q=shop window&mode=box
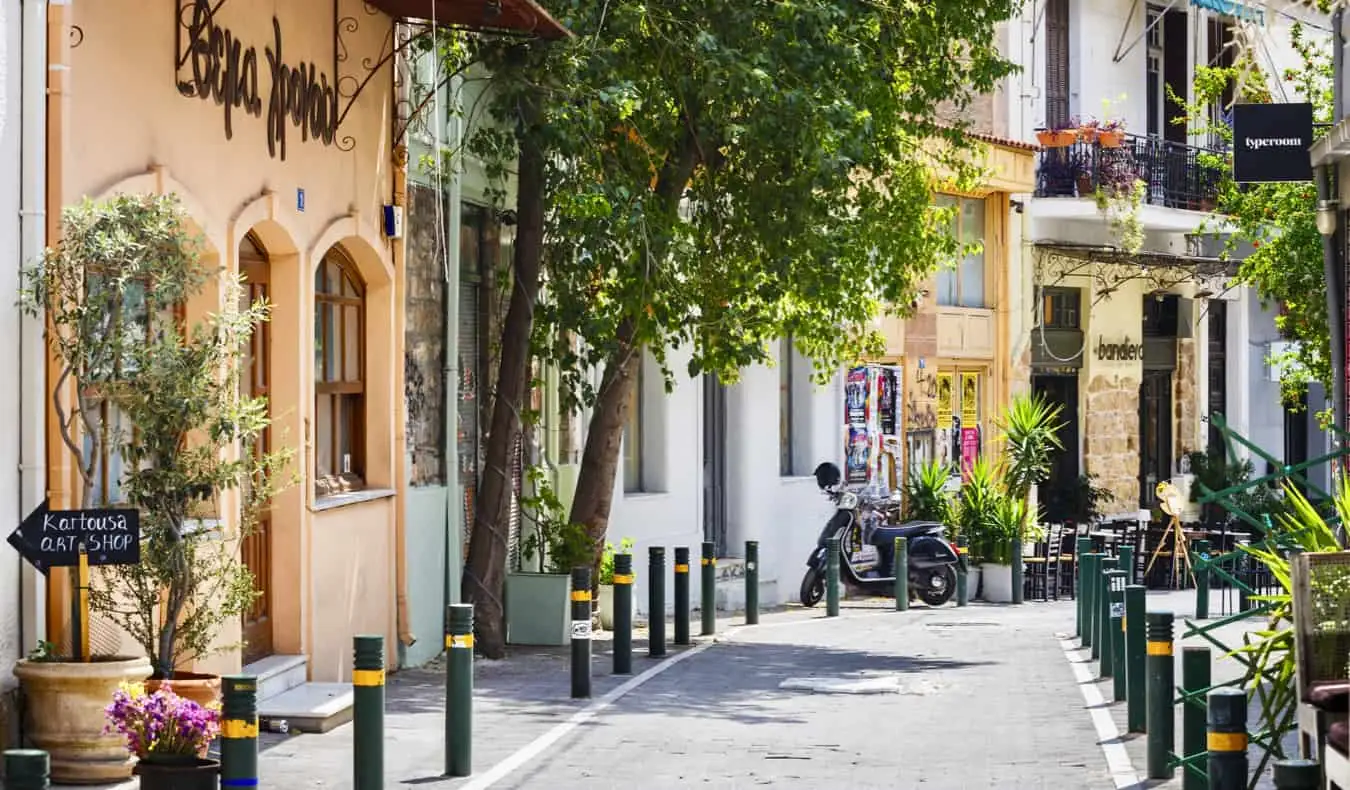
[314,246,366,495]
[623,355,645,493]
[935,195,986,308]
[1042,287,1081,330]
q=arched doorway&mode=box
[240,232,274,663]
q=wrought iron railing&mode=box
[1035,133,1225,212]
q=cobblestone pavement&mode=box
[254,598,1114,789]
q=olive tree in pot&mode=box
[17,195,290,781]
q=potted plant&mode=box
[597,537,635,630]
[993,393,1065,601]
[1097,118,1125,147]
[1035,119,1079,148]
[13,640,152,783]
[1077,117,1099,144]
[1094,153,1146,254]
[105,682,221,789]
[958,456,1001,600]
[978,490,1025,603]
[508,467,594,645]
[19,195,290,715]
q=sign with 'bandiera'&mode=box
[1232,103,1314,184]
[175,0,341,161]
[1096,337,1144,362]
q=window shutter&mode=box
[1045,0,1071,129]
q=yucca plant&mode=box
[904,460,955,524]
[997,393,1066,503]
[957,456,1001,564]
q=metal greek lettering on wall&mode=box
[174,0,340,160]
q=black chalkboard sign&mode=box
[6,500,141,574]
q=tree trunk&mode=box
[460,95,546,660]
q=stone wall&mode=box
[1174,338,1198,460]
[404,183,448,488]
[1084,373,1140,512]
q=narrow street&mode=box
[256,601,1117,789]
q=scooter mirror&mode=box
[813,462,842,490]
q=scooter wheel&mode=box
[918,566,957,607]
[799,568,825,608]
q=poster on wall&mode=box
[846,426,872,483]
[845,367,869,425]
[960,372,979,426]
[878,368,898,437]
[960,426,981,480]
[936,373,954,430]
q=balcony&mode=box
[1035,134,1224,213]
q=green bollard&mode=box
[1098,557,1113,671]
[649,546,666,658]
[1194,539,1211,620]
[1075,537,1092,636]
[894,537,909,611]
[1125,585,1147,733]
[701,541,717,636]
[1106,570,1126,701]
[826,536,841,617]
[571,567,592,698]
[353,635,385,790]
[1272,758,1321,789]
[612,554,634,674]
[1146,611,1176,780]
[1119,544,1135,586]
[1207,688,1248,790]
[956,535,969,607]
[1182,645,1211,790]
[1011,535,1024,605]
[445,604,474,777]
[3,749,50,790]
[1083,553,1099,652]
[673,547,691,645]
[745,541,760,625]
[220,675,259,788]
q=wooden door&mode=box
[240,248,273,663]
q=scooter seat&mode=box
[869,521,945,543]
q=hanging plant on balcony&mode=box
[1035,119,1079,148]
[1093,152,1146,255]
[1096,118,1125,148]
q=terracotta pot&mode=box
[13,656,153,784]
[134,756,220,790]
[1098,130,1124,148]
[1036,129,1078,148]
[145,671,222,710]
[1078,127,1098,143]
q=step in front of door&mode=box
[242,654,308,703]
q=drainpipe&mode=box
[18,0,49,654]
[391,51,414,653]
[1317,165,1345,454]
[443,73,463,610]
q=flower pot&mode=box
[598,583,637,630]
[14,655,153,784]
[1078,127,1098,144]
[1036,130,1077,148]
[505,571,571,646]
[1076,174,1095,197]
[1098,130,1123,148]
[145,671,222,709]
[979,563,1015,603]
[134,756,220,790]
[966,566,982,600]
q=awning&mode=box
[367,0,570,40]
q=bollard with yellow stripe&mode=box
[220,675,258,788]
[445,604,474,777]
[955,536,969,607]
[352,635,385,789]
[1145,611,1175,780]
[701,541,717,636]
[571,566,593,699]
[1207,687,1248,790]
[674,547,692,646]
[613,553,635,675]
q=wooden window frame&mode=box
[1042,287,1081,330]
[935,195,988,309]
[314,246,367,497]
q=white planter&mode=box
[966,566,982,601]
[980,563,1014,603]
[597,583,636,630]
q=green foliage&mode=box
[519,466,594,574]
[1184,25,1331,400]
[598,537,636,585]
[1071,474,1115,525]
[904,460,956,524]
[26,640,57,663]
[997,393,1065,503]
[1235,481,1348,766]
[957,456,1001,564]
[21,194,293,674]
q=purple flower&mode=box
[104,684,221,759]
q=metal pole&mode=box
[826,536,841,617]
[956,535,969,607]
[352,635,385,790]
[1083,553,1099,652]
[1119,544,1134,586]
[1011,534,1024,605]
[571,567,592,699]
[701,541,716,636]
[1098,558,1112,674]
[1182,645,1212,790]
[648,547,666,658]
[673,547,690,646]
[1207,688,1247,790]
[1107,571,1126,702]
[1147,611,1176,780]
[745,541,760,625]
[220,675,259,788]
[3,749,49,790]
[612,554,633,674]
[1194,539,1211,620]
[1125,584,1147,733]
[1076,537,1091,635]
[894,537,909,611]
[445,604,474,777]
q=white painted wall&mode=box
[607,344,843,615]
[0,0,23,689]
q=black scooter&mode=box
[799,462,960,607]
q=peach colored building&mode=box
[37,0,565,705]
